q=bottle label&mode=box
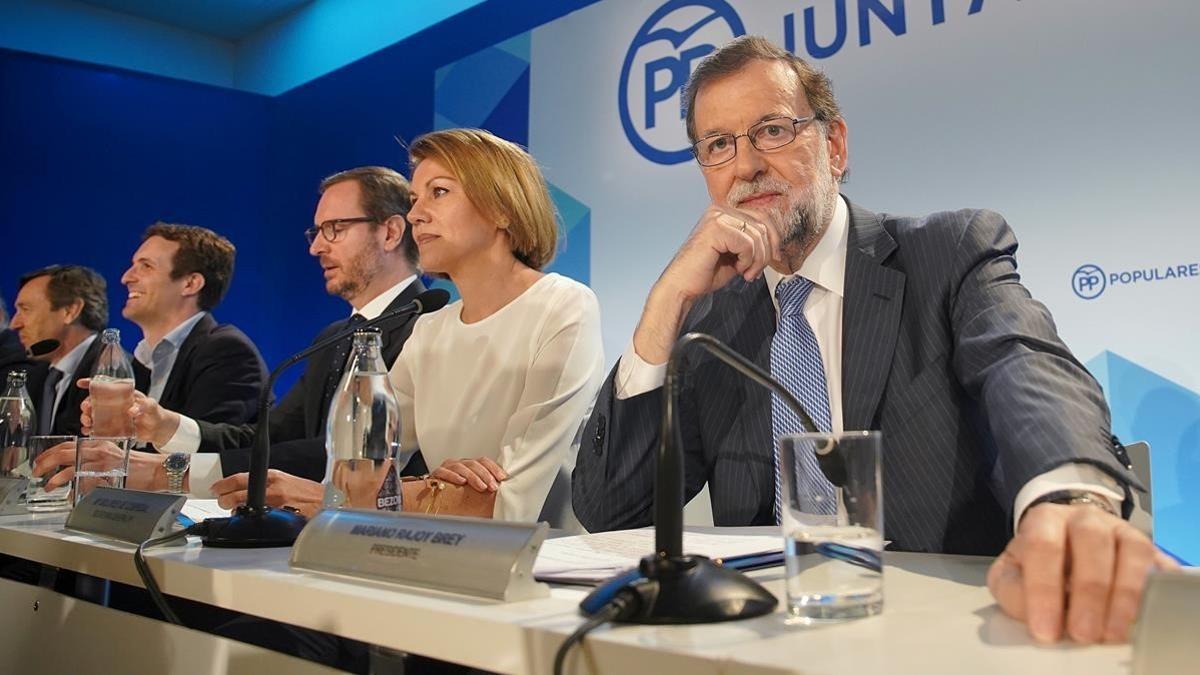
[376,463,401,511]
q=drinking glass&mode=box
[27,435,75,512]
[72,437,131,507]
[779,430,884,623]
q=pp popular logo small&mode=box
[619,0,745,165]
[1072,264,1106,300]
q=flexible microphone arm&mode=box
[201,288,449,548]
[579,331,803,624]
[245,288,450,511]
[656,332,819,558]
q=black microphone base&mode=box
[200,506,308,548]
[621,554,778,624]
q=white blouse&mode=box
[389,273,605,523]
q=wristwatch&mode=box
[1028,489,1118,517]
[162,452,191,494]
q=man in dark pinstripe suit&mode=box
[572,36,1175,645]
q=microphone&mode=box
[656,332,819,558]
[201,288,450,548]
[27,339,60,358]
[588,332,823,624]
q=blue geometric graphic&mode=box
[1088,351,1200,564]
[547,183,590,285]
[435,32,531,146]
[432,30,591,289]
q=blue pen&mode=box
[814,542,883,573]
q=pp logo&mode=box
[619,0,745,165]
[1072,264,1106,300]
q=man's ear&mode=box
[181,272,206,299]
[826,117,849,180]
[381,215,406,252]
[60,298,84,326]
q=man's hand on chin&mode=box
[987,501,1178,644]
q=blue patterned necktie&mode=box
[770,276,836,522]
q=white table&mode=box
[0,513,1129,674]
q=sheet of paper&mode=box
[534,529,781,584]
[181,499,230,522]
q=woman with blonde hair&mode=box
[392,128,603,523]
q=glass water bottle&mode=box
[323,329,410,511]
[0,370,35,478]
[89,329,135,437]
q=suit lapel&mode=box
[698,279,776,519]
[158,313,214,408]
[739,282,777,514]
[841,202,905,431]
[56,337,105,430]
[305,279,428,436]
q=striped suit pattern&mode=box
[572,202,1136,555]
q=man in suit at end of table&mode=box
[66,166,428,494]
[120,223,268,440]
[571,36,1175,645]
[11,265,108,436]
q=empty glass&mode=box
[779,431,884,623]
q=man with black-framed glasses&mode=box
[574,35,1170,646]
[95,166,428,491]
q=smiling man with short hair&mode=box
[120,223,267,440]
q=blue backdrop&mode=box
[0,0,597,392]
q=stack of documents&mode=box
[181,499,230,522]
[534,529,782,584]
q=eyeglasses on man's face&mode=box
[691,115,816,167]
[304,217,376,245]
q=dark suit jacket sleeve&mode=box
[178,327,266,426]
[946,210,1133,516]
[573,355,711,532]
[198,351,314,455]
[207,378,321,478]
[209,368,322,479]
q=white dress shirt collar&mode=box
[354,275,418,320]
[51,332,98,377]
[764,194,849,301]
[134,311,206,368]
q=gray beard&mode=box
[779,179,835,265]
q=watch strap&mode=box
[1028,489,1119,517]
[164,453,189,494]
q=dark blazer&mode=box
[202,280,428,481]
[132,313,267,429]
[573,203,1136,555]
[24,335,105,437]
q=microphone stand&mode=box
[202,289,449,548]
[622,332,820,623]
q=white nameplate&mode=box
[65,487,187,545]
[1133,569,1200,675]
[291,509,549,602]
[0,476,28,515]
